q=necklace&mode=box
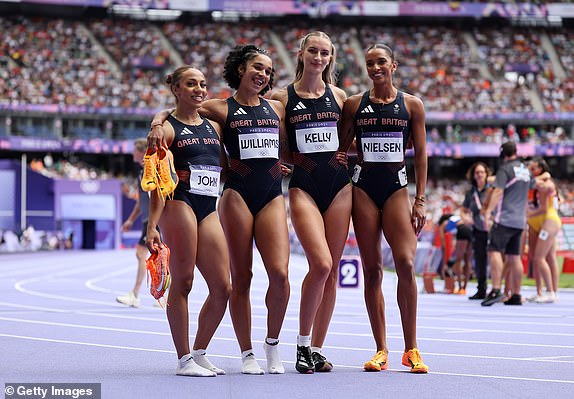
[173,112,202,125]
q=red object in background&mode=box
[563,256,574,274]
[521,254,529,275]
[433,227,454,261]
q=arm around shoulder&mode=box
[199,99,227,124]
[148,113,174,151]
[151,108,174,127]
[269,88,289,106]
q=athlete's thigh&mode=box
[534,220,560,260]
[453,240,470,260]
[464,241,473,258]
[324,184,353,263]
[289,188,330,263]
[218,190,254,274]
[527,226,537,259]
[254,196,290,273]
[196,212,231,286]
[380,188,417,261]
[160,200,198,279]
[352,186,383,270]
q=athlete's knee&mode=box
[325,266,338,288]
[218,285,232,304]
[532,255,547,266]
[232,269,253,295]
[269,268,290,291]
[309,258,332,282]
[210,278,232,300]
[394,255,415,280]
[363,265,383,286]
[135,249,147,263]
[172,275,194,296]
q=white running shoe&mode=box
[116,291,140,308]
[526,294,542,303]
[176,355,216,377]
[533,294,555,304]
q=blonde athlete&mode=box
[271,31,351,373]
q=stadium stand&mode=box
[0,2,573,238]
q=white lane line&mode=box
[3,264,68,278]
[85,266,134,293]
[1,333,573,383]
[2,301,574,349]
[329,317,574,332]
[522,356,574,361]
[1,253,108,278]
[441,328,574,337]
[3,316,574,361]
[426,370,574,384]
[14,261,139,306]
[417,316,574,328]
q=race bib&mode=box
[188,165,222,197]
[295,122,338,153]
[361,131,403,163]
[238,128,279,160]
[352,164,362,183]
[398,166,407,186]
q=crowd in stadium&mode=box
[1,13,573,255]
[1,16,573,115]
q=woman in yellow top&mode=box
[526,157,561,303]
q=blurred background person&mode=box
[526,157,561,303]
[461,162,494,300]
[116,138,151,308]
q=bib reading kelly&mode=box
[188,165,222,197]
[239,128,280,160]
[361,131,403,163]
[295,121,339,153]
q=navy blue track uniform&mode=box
[353,91,411,210]
[222,97,282,216]
[285,84,349,213]
[167,114,222,223]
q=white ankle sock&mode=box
[297,335,311,347]
[241,349,264,375]
[311,346,321,354]
[192,349,225,375]
[176,354,216,377]
[263,339,284,374]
